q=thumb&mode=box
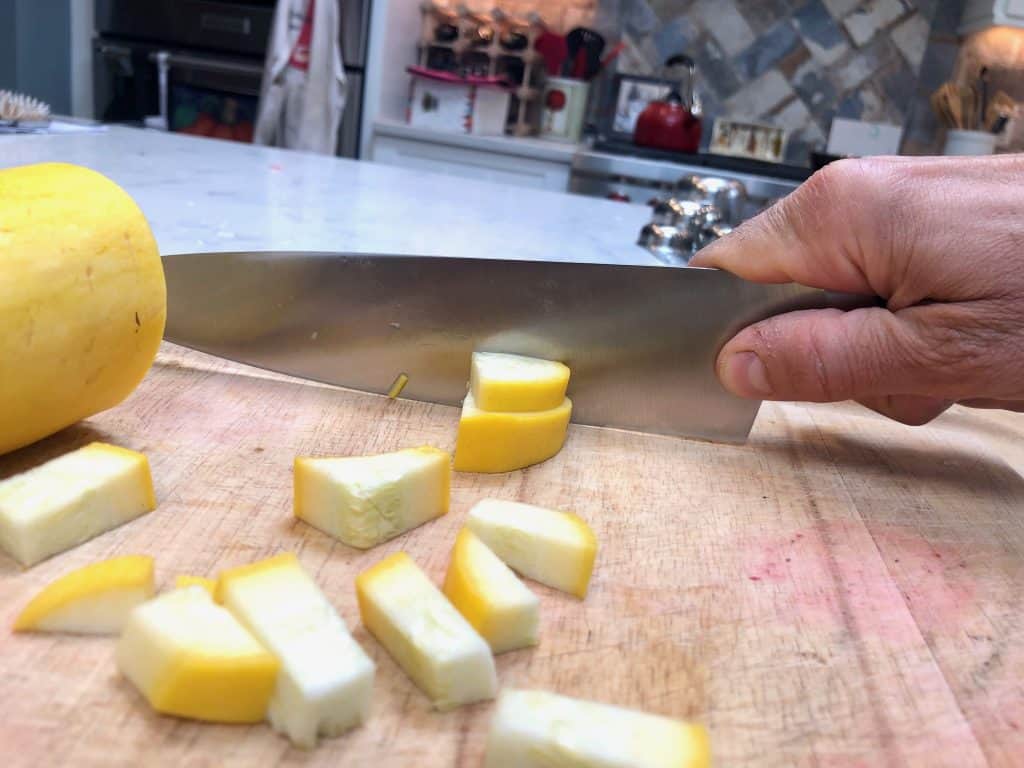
[716,305,933,403]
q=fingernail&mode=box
[720,351,773,398]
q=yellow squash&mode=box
[0,442,157,566]
[294,446,450,549]
[484,689,711,768]
[356,551,497,711]
[14,554,155,634]
[174,575,217,597]
[0,162,166,456]
[466,499,597,599]
[470,352,570,412]
[443,528,539,654]
[116,586,279,723]
[453,393,572,474]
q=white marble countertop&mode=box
[0,125,655,266]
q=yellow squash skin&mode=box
[116,587,279,724]
[453,394,572,474]
[443,528,539,654]
[13,554,155,633]
[0,163,166,456]
[175,575,217,598]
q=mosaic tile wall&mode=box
[611,0,966,164]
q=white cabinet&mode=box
[369,122,575,192]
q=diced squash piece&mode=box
[13,555,155,634]
[174,575,217,597]
[355,552,496,710]
[217,553,375,748]
[453,393,571,474]
[443,528,539,654]
[116,586,279,723]
[466,499,597,599]
[294,446,450,549]
[484,689,711,768]
[470,352,570,412]
[0,442,157,566]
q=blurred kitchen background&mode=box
[2,0,1023,262]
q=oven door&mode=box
[95,39,263,143]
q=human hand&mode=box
[689,156,1024,425]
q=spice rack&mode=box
[417,2,544,136]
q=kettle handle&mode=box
[665,53,695,69]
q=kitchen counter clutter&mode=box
[2,128,1024,766]
[0,126,652,266]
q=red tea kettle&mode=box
[634,54,702,153]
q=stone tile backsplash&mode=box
[594,0,965,164]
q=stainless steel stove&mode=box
[570,139,807,221]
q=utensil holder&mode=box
[943,129,997,156]
[540,77,588,143]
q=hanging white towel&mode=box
[254,0,346,154]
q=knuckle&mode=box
[785,159,891,252]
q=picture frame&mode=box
[708,118,787,163]
[602,73,674,142]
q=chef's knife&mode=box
[161,251,869,443]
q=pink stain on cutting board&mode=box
[869,524,979,636]
[743,521,977,644]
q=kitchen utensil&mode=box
[961,84,979,130]
[978,67,989,130]
[565,27,605,80]
[932,82,969,129]
[534,31,567,77]
[985,90,1016,131]
[161,251,875,443]
[634,54,702,153]
[599,41,626,72]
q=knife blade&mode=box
[161,251,870,443]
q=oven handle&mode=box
[147,51,264,79]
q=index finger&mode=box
[689,158,893,296]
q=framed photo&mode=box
[709,118,787,163]
[603,73,673,141]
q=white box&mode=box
[407,67,510,136]
[826,117,903,157]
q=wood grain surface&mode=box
[0,343,1021,767]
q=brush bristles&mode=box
[0,90,51,121]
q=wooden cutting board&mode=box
[1,343,1022,767]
